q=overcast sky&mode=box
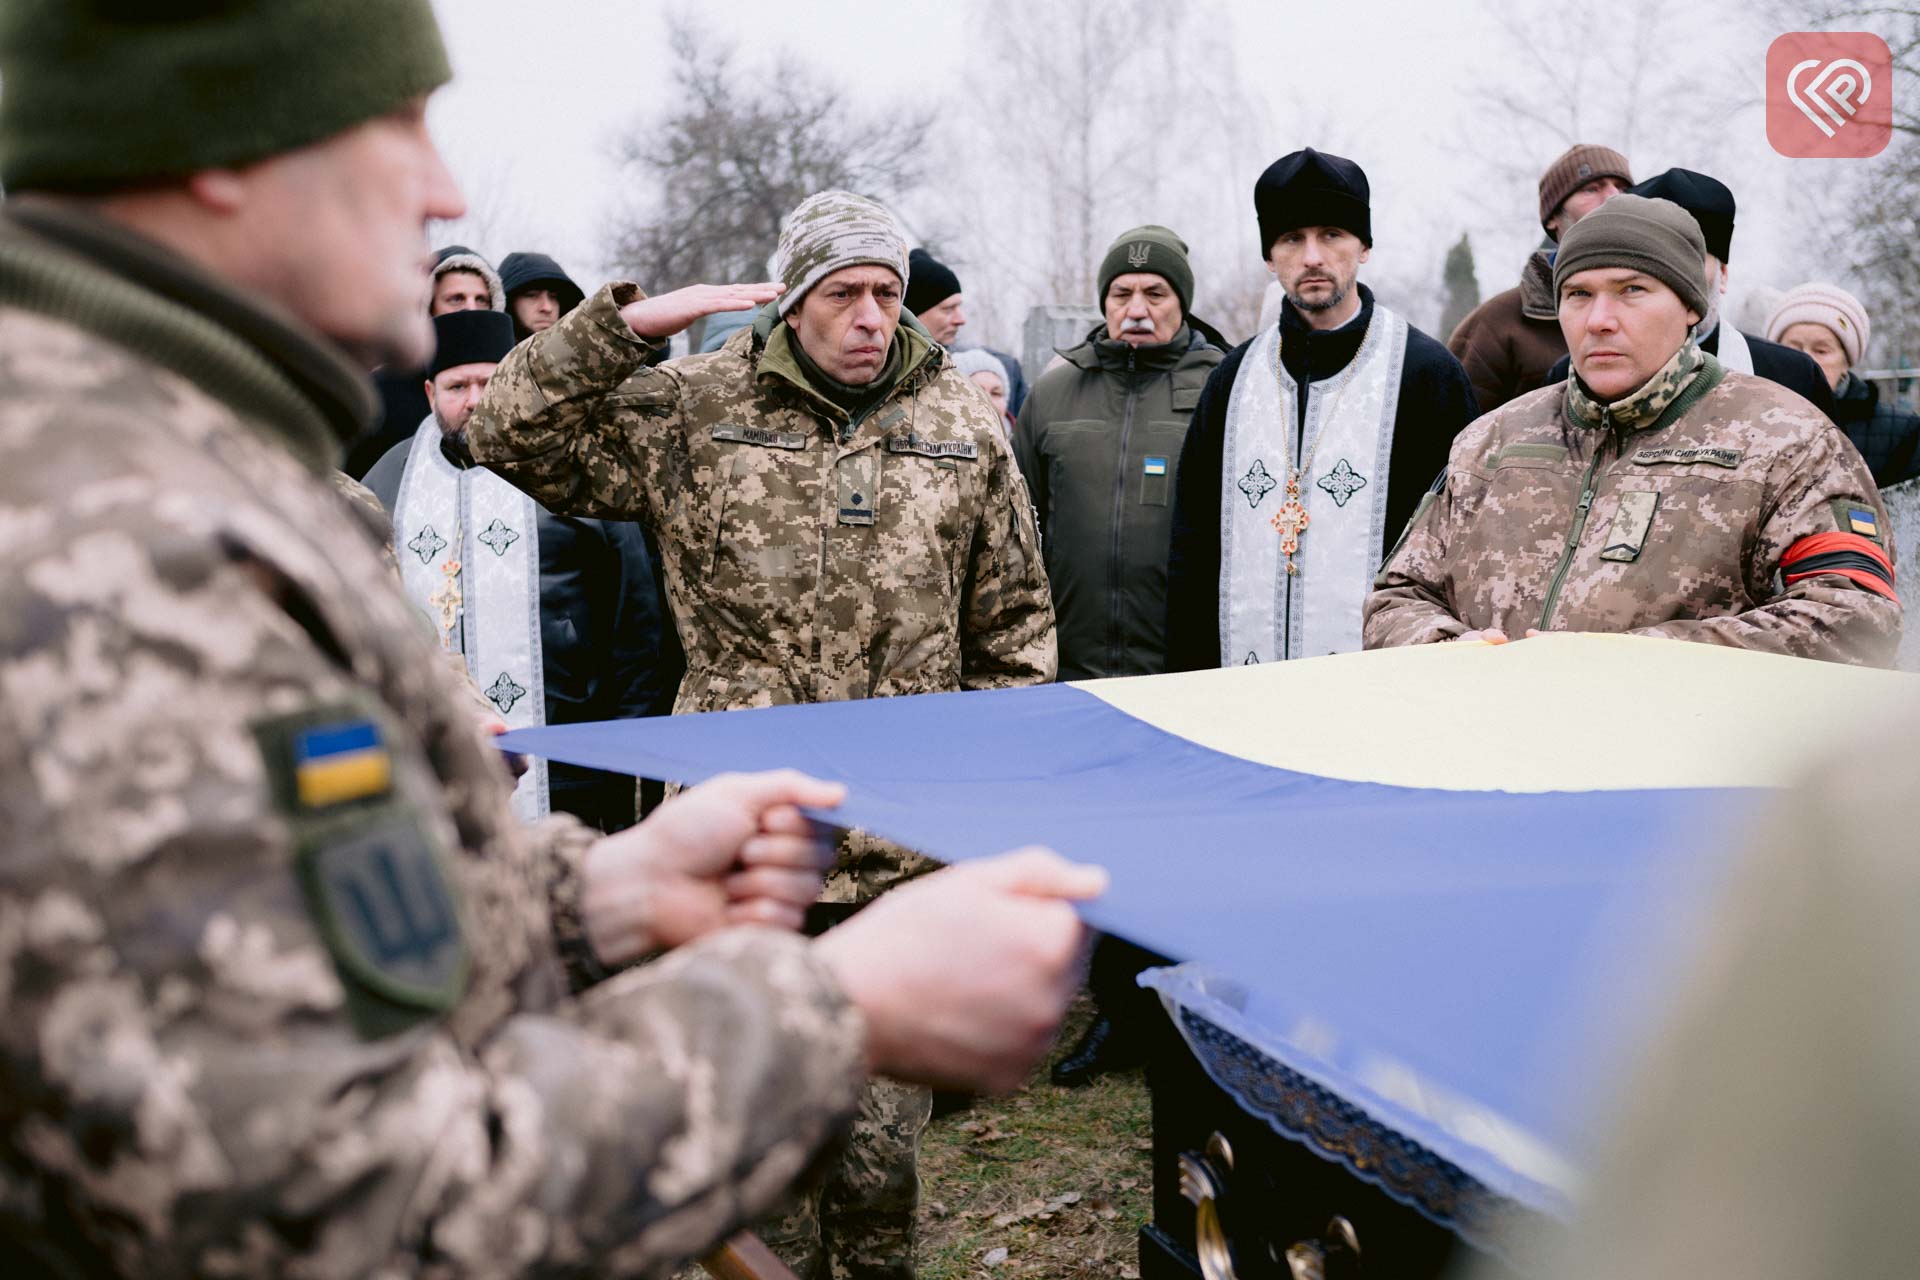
[425,1,1887,348]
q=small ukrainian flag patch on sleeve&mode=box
[1143,456,1169,476]
[294,720,393,808]
[1850,507,1879,537]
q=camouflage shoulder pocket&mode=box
[254,706,469,1040]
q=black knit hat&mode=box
[429,310,516,378]
[1254,148,1372,254]
[1627,168,1736,263]
[0,0,451,191]
[905,248,962,315]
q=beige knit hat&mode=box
[1765,282,1870,367]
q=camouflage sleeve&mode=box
[960,424,1059,688]
[1633,424,1901,666]
[466,281,676,524]
[1363,466,1473,647]
[330,467,402,575]
[0,520,865,1277]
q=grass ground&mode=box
[680,999,1154,1280]
[915,1000,1152,1280]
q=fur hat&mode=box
[431,247,505,312]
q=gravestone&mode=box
[1881,477,1920,671]
[1023,304,1102,381]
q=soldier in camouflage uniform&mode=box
[467,189,1057,1280]
[0,5,1101,1276]
[1365,195,1900,665]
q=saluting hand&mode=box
[620,282,786,339]
[580,769,844,967]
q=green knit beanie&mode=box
[0,0,452,191]
[1552,194,1710,319]
[1097,225,1195,317]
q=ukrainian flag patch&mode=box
[1143,456,1169,476]
[1849,507,1879,537]
[293,721,392,808]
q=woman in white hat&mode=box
[1768,282,1920,486]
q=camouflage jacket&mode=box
[0,201,863,1277]
[466,284,1057,713]
[1364,343,1902,665]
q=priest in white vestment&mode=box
[1166,148,1481,667]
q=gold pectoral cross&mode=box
[427,556,463,650]
[1268,472,1311,575]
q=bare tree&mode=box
[602,15,932,292]
[1778,3,1920,371]
[938,0,1274,349]
[1449,0,1738,299]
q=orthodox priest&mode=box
[365,310,681,830]
[1166,149,1479,668]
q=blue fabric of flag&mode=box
[501,680,1749,1217]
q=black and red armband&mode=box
[1782,531,1898,602]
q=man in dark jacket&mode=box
[364,309,683,832]
[1014,226,1221,1087]
[1014,224,1223,680]
[1166,148,1480,672]
[500,249,586,341]
[1448,144,1632,413]
[1544,168,1836,418]
[908,244,1030,413]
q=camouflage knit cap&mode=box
[774,190,910,316]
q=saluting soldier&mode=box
[466,189,1057,1279]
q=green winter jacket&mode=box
[1013,323,1222,679]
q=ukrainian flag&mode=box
[501,637,1920,1222]
[294,720,392,807]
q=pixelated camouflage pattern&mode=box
[1564,336,1707,433]
[467,283,1057,902]
[760,1077,933,1280]
[774,190,911,317]
[1364,346,1901,665]
[331,468,404,574]
[0,207,865,1277]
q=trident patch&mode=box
[1126,242,1152,268]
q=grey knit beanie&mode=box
[1552,195,1709,318]
[774,190,910,317]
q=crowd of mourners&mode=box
[3,2,1916,1277]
